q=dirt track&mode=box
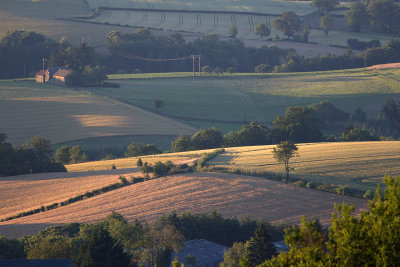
[0,172,367,238]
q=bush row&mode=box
[208,167,370,199]
[0,175,143,222]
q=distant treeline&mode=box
[170,99,399,153]
[1,29,400,79]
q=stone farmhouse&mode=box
[36,66,70,85]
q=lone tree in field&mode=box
[273,11,303,39]
[272,141,298,181]
[153,99,164,112]
[228,26,238,38]
[254,24,271,40]
[320,12,334,35]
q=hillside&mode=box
[0,172,367,238]
[209,141,400,192]
[95,68,400,132]
[0,80,196,145]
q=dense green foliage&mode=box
[259,175,400,266]
[340,125,377,141]
[0,236,25,259]
[125,141,161,157]
[158,211,284,247]
[171,127,223,152]
[55,145,87,164]
[0,134,66,176]
[272,12,305,40]
[273,106,323,143]
[105,30,288,74]
[247,223,276,265]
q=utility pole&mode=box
[192,55,195,77]
[42,58,46,70]
[198,55,201,77]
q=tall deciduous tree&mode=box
[345,1,369,32]
[320,12,334,35]
[367,0,397,32]
[272,12,303,39]
[272,141,298,181]
[254,24,271,40]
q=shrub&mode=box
[111,164,116,170]
[137,158,143,167]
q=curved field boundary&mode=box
[0,172,367,238]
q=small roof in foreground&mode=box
[171,239,228,266]
[0,259,72,267]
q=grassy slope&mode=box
[0,80,196,145]
[209,141,400,192]
[0,172,367,238]
[95,68,400,132]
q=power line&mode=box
[109,48,201,76]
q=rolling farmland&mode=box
[0,80,196,145]
[94,68,400,132]
[209,141,400,192]
[0,172,367,238]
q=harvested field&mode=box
[66,152,202,172]
[0,169,140,220]
[0,81,196,145]
[0,172,367,238]
[209,141,400,192]
[366,63,400,70]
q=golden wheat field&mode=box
[66,149,218,172]
[209,141,400,191]
[0,172,367,238]
[0,81,196,145]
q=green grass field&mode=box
[208,141,400,192]
[97,68,400,133]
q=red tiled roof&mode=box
[36,70,45,76]
[53,68,70,78]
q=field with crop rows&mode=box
[86,0,316,16]
[94,68,400,132]
[209,141,400,192]
[0,80,196,145]
[0,172,367,238]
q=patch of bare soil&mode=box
[366,63,400,70]
[0,172,367,238]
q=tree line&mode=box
[0,211,284,267]
[170,101,380,153]
[0,134,65,176]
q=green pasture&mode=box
[98,68,400,132]
[0,80,87,100]
[208,141,400,192]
